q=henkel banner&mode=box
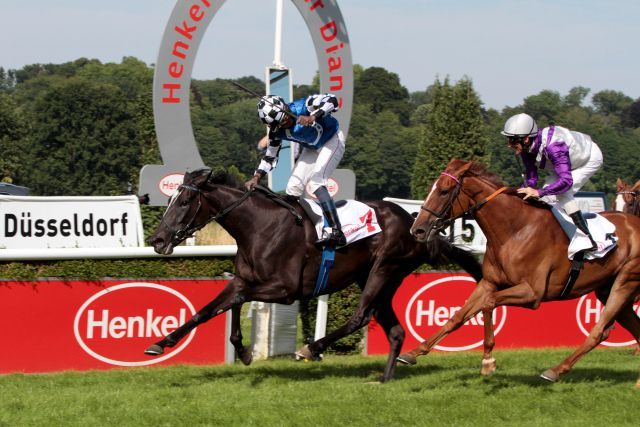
[0,279,229,373]
[367,273,637,355]
[0,195,145,249]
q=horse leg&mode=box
[229,304,253,366]
[595,288,640,356]
[398,280,496,365]
[297,273,389,366]
[541,280,640,383]
[144,280,245,356]
[480,308,497,376]
[372,298,405,383]
[296,299,376,361]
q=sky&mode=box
[1,0,639,110]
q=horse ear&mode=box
[632,180,640,192]
[453,160,474,177]
[206,169,213,182]
[616,177,623,191]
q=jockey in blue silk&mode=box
[502,113,603,251]
[245,94,347,248]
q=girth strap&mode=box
[560,251,585,299]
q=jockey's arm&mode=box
[520,150,539,188]
[255,132,282,176]
[538,141,574,197]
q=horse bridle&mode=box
[171,183,255,243]
[617,189,640,215]
[419,171,508,232]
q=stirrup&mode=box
[315,229,347,248]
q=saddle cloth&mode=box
[300,198,382,246]
[550,206,618,260]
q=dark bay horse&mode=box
[146,168,482,382]
[616,178,640,216]
[398,159,640,386]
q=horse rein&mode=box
[419,172,508,232]
[172,183,254,242]
[171,183,304,242]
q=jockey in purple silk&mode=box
[502,113,603,251]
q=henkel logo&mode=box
[405,276,507,351]
[73,283,196,366]
[306,178,339,199]
[158,173,184,197]
[576,294,637,347]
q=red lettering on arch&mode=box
[320,21,337,41]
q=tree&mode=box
[0,92,25,182]
[592,90,633,116]
[564,86,590,108]
[522,90,563,123]
[621,99,640,128]
[341,104,415,199]
[18,78,141,195]
[411,77,488,198]
[355,66,413,125]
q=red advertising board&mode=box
[367,273,637,355]
[0,279,229,373]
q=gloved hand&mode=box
[297,115,316,127]
[244,174,261,190]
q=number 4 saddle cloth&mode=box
[299,198,382,247]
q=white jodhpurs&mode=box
[542,143,603,214]
[285,131,345,197]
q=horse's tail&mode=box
[427,237,483,282]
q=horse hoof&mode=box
[480,357,497,376]
[397,353,417,366]
[239,348,253,366]
[540,369,559,382]
[295,344,313,361]
[144,344,164,356]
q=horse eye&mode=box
[180,199,190,207]
[440,189,449,196]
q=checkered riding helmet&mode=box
[257,96,290,127]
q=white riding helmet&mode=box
[257,96,290,127]
[501,113,538,137]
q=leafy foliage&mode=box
[2,57,639,204]
[411,77,488,198]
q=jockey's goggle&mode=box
[506,135,530,148]
[272,113,295,132]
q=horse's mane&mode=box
[461,161,505,188]
[186,167,243,190]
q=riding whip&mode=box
[230,81,297,120]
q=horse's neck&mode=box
[205,189,287,245]
[468,185,547,248]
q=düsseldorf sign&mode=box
[139,0,354,205]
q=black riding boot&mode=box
[569,210,598,251]
[316,200,347,248]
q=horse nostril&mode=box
[148,236,162,247]
[412,227,425,237]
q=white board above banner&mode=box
[0,195,145,249]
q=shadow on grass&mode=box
[170,359,448,387]
[451,367,639,391]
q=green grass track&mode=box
[1,348,638,426]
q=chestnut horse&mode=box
[616,178,640,216]
[146,168,482,382]
[398,159,640,386]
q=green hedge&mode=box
[0,257,235,281]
